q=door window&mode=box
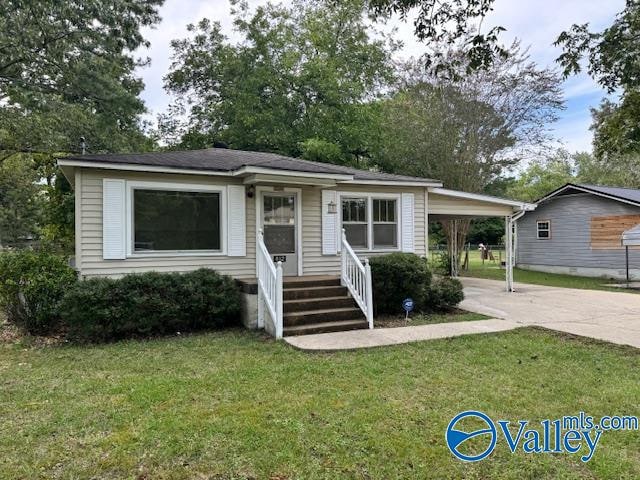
[263,194,296,254]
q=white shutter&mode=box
[322,189,338,255]
[227,185,246,256]
[401,192,415,253]
[102,179,126,260]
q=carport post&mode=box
[505,216,514,292]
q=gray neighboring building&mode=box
[516,183,640,280]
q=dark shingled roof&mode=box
[539,183,640,206]
[577,184,640,205]
[63,148,440,184]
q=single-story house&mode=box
[58,148,533,338]
[516,183,640,280]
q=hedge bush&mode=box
[369,253,432,314]
[0,249,77,334]
[60,269,241,343]
[427,277,464,311]
[369,252,463,314]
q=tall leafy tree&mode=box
[374,42,563,259]
[0,0,163,249]
[555,1,640,170]
[162,0,396,166]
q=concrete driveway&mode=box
[461,277,640,349]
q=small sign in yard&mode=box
[402,298,414,321]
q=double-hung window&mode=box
[342,197,368,248]
[133,188,222,253]
[341,195,399,250]
[373,199,398,248]
[536,220,551,239]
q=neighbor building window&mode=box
[536,220,551,239]
[372,198,398,248]
[342,197,368,248]
[133,189,221,252]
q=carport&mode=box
[426,188,536,292]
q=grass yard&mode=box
[2,328,640,479]
[459,249,630,292]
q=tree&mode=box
[0,155,42,247]
[367,0,507,76]
[506,150,576,202]
[555,1,640,169]
[0,1,163,249]
[162,0,396,166]
[374,43,563,260]
[0,0,162,156]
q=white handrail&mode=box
[340,229,374,329]
[257,229,283,338]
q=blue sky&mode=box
[136,0,624,153]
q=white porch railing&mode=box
[257,229,283,338]
[340,229,374,329]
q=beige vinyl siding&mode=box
[78,168,427,278]
[428,193,514,217]
[302,185,427,276]
[79,168,256,278]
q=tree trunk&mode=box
[440,219,471,276]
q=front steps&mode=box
[282,276,368,336]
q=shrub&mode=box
[427,277,464,311]
[369,253,432,315]
[60,269,241,343]
[0,249,77,334]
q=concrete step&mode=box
[283,285,348,300]
[283,319,369,336]
[283,276,341,288]
[284,296,356,313]
[284,307,364,326]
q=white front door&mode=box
[261,192,299,276]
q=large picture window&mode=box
[133,189,221,252]
[373,198,398,248]
[342,197,368,248]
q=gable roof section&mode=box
[535,183,640,208]
[59,148,442,186]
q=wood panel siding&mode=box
[591,214,640,249]
[516,193,640,273]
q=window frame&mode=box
[341,196,369,249]
[372,198,399,249]
[536,220,551,240]
[126,181,227,257]
[338,192,401,252]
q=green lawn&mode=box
[2,328,640,479]
[459,249,630,292]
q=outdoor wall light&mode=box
[327,200,337,214]
[247,185,255,198]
